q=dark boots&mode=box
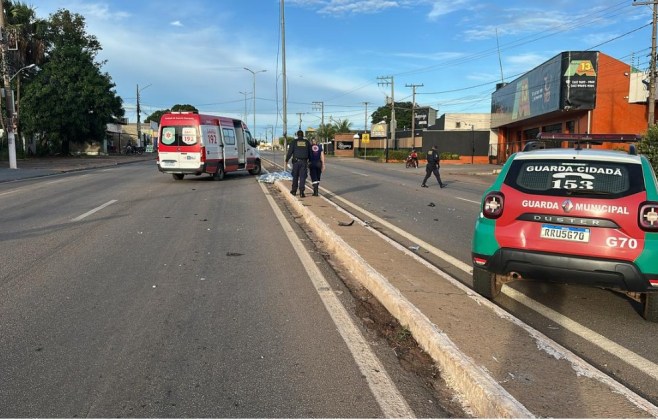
[312,184,319,196]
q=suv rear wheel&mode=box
[642,293,658,322]
[473,266,502,299]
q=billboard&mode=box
[370,122,387,138]
[492,51,598,128]
[414,108,430,128]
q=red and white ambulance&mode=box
[157,112,262,180]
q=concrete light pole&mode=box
[406,83,423,149]
[239,90,251,122]
[136,83,151,148]
[2,63,35,169]
[243,67,266,134]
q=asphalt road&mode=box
[4,153,658,416]
[0,161,452,417]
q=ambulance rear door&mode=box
[158,125,203,171]
[220,125,239,171]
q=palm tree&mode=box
[5,1,46,71]
[332,118,353,134]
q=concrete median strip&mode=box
[275,180,533,418]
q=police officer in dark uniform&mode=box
[286,129,312,197]
[421,145,446,188]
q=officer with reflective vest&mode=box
[308,137,325,196]
[286,130,312,197]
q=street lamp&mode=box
[10,63,35,82]
[5,63,36,169]
[243,67,266,134]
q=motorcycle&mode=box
[405,154,419,168]
[124,144,145,155]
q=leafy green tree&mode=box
[146,109,169,124]
[370,102,413,130]
[20,9,123,155]
[145,104,199,124]
[171,104,198,113]
[637,125,658,173]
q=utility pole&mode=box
[0,0,16,169]
[312,101,325,145]
[363,101,369,132]
[406,83,423,149]
[377,76,396,161]
[136,84,141,147]
[634,0,658,126]
[281,0,288,158]
[296,112,303,131]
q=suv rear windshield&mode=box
[160,126,198,146]
[506,159,645,198]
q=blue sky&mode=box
[33,0,653,139]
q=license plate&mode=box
[161,160,176,167]
[540,224,590,242]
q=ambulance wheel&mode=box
[249,161,262,175]
[172,174,184,180]
[213,167,225,181]
[642,292,658,322]
[472,266,502,299]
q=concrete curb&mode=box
[275,180,534,419]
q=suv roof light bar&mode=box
[536,132,641,151]
[536,132,640,143]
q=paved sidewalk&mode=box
[0,154,155,183]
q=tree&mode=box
[145,104,199,124]
[145,109,169,124]
[332,118,352,133]
[19,9,123,155]
[637,125,658,173]
[370,101,413,130]
[315,122,335,143]
[5,1,47,70]
[171,104,198,113]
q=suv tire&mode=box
[473,266,502,299]
[642,292,658,322]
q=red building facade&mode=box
[492,51,649,162]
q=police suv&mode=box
[472,133,658,321]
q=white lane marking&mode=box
[70,200,118,222]
[0,177,81,197]
[350,171,370,177]
[504,287,658,381]
[456,196,480,204]
[259,182,415,419]
[0,189,19,197]
[320,184,658,402]
[326,188,473,274]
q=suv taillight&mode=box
[482,192,504,219]
[639,202,658,231]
